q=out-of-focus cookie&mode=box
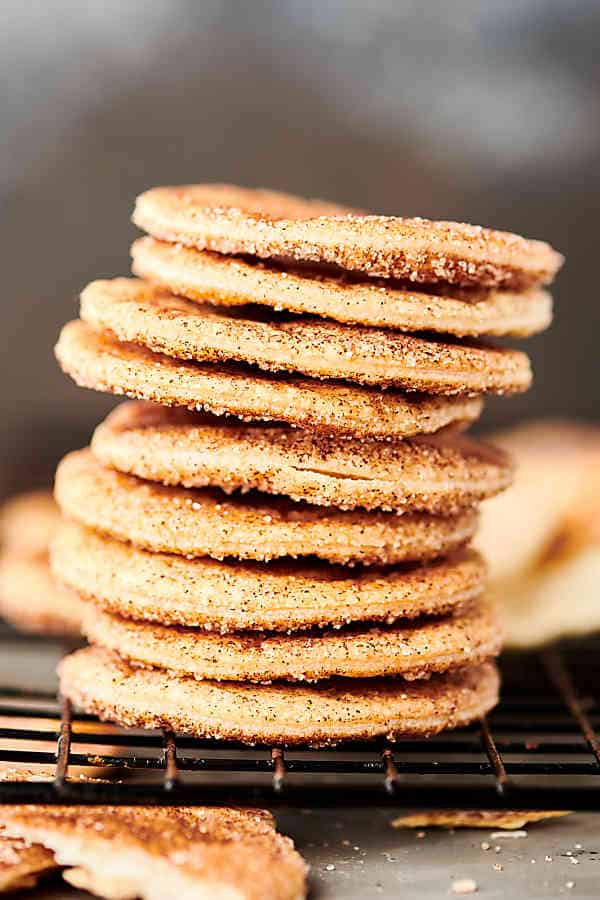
[56,320,485,439]
[0,491,59,558]
[132,237,553,337]
[81,599,501,683]
[0,490,82,637]
[91,402,512,515]
[0,555,83,637]
[132,184,562,288]
[79,278,532,394]
[0,803,307,900]
[52,521,485,632]
[477,421,600,647]
[54,450,479,566]
[59,647,500,745]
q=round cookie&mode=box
[82,600,501,683]
[92,401,513,514]
[56,321,485,440]
[52,522,486,632]
[59,647,500,745]
[132,184,563,288]
[54,450,479,566]
[132,237,553,337]
[0,555,83,637]
[0,805,306,900]
[0,490,59,558]
[80,278,532,394]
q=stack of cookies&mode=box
[51,185,562,745]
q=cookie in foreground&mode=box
[59,647,500,746]
[0,803,306,900]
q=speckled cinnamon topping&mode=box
[56,320,486,439]
[52,521,485,632]
[54,450,480,566]
[82,597,501,683]
[92,401,512,514]
[0,804,307,900]
[132,237,554,337]
[132,185,563,288]
[79,277,533,394]
[59,646,500,745]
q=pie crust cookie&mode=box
[80,277,532,394]
[132,184,562,288]
[132,236,553,337]
[52,521,486,632]
[59,646,500,745]
[91,401,513,515]
[54,450,480,566]
[56,320,485,439]
[81,598,501,683]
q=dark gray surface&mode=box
[1,638,599,898]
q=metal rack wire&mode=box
[1,628,599,809]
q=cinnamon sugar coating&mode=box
[55,450,479,566]
[59,646,500,745]
[92,401,512,515]
[80,277,532,394]
[56,320,485,439]
[52,521,485,632]
[132,184,563,288]
[132,237,553,337]
[82,598,501,683]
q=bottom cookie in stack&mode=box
[59,647,499,746]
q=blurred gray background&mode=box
[2,0,599,496]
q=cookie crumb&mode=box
[490,830,528,840]
[451,878,478,894]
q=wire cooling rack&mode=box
[0,626,599,809]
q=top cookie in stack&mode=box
[54,184,562,746]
